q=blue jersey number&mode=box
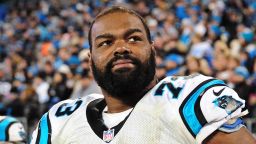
[55,100,82,117]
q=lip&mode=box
[112,59,134,70]
[112,59,133,66]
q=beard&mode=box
[91,50,156,106]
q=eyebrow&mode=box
[124,28,143,39]
[95,33,114,41]
[94,28,143,41]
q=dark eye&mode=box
[128,36,142,43]
[98,40,112,47]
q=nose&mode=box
[113,46,131,56]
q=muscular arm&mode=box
[204,127,256,144]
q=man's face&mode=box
[90,12,155,106]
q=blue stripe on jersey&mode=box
[182,79,225,136]
[38,113,51,144]
[0,117,17,141]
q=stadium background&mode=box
[0,0,255,139]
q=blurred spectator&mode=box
[32,74,49,105]
[181,56,201,75]
[71,49,101,99]
[248,58,256,117]
[181,55,212,76]
[48,67,73,102]
[212,47,230,79]
[155,54,166,80]
[38,60,55,84]
[164,53,184,76]
[71,69,101,99]
[189,32,213,61]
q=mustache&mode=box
[106,54,140,68]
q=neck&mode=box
[102,76,158,113]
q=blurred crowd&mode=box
[0,0,256,133]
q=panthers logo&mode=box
[213,95,243,114]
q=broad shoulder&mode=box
[159,73,213,85]
[151,73,215,98]
[149,74,246,143]
[31,94,104,143]
[47,93,104,119]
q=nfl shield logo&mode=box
[103,129,115,143]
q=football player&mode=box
[30,6,256,144]
[0,116,27,144]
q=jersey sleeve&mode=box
[30,94,103,144]
[194,84,246,143]
[160,74,246,143]
[150,74,247,143]
[30,100,72,144]
[30,98,83,144]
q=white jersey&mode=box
[30,74,246,144]
[0,116,27,142]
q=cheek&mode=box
[91,54,109,71]
[135,46,152,63]
[92,48,113,64]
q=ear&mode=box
[151,41,156,55]
[88,52,92,71]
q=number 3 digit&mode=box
[55,100,83,117]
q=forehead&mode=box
[91,12,146,39]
